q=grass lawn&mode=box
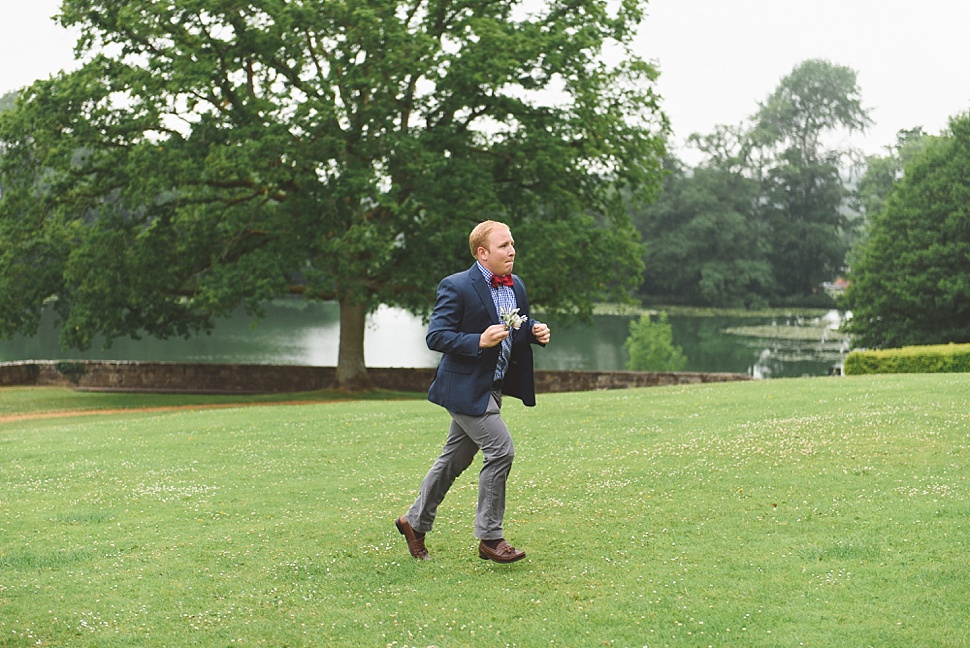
[1,374,968,647]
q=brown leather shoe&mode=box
[395,516,430,560]
[478,539,525,563]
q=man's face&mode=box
[479,227,515,276]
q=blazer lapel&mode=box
[469,265,500,323]
[512,279,526,313]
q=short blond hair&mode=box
[468,220,510,258]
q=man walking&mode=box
[396,220,551,563]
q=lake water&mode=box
[0,301,848,378]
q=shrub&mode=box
[844,343,970,375]
[624,311,687,371]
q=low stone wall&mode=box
[0,362,42,387]
[0,360,751,394]
[535,368,750,392]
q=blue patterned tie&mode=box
[496,334,511,380]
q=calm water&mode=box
[0,301,847,378]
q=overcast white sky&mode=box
[3,0,969,163]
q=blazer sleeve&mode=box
[426,275,483,358]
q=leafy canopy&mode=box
[843,113,970,348]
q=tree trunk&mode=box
[335,298,372,391]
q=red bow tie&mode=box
[490,274,514,288]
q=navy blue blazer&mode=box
[427,264,542,416]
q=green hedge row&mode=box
[844,343,970,375]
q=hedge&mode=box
[844,343,970,375]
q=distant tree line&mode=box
[629,58,970,351]
[630,59,869,310]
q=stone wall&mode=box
[0,360,751,394]
[0,362,41,387]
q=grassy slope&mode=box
[1,374,967,647]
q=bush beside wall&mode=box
[844,343,970,375]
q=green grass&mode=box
[1,375,968,647]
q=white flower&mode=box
[500,306,528,330]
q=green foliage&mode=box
[634,159,773,308]
[855,128,930,221]
[751,59,871,165]
[0,90,16,113]
[635,59,869,307]
[623,310,686,371]
[2,375,970,646]
[843,112,970,347]
[760,149,851,296]
[751,60,869,297]
[844,343,970,375]
[0,0,667,381]
[848,128,931,268]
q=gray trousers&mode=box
[406,392,515,541]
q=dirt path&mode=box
[0,400,330,424]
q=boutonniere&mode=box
[499,306,528,330]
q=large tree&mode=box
[751,59,871,298]
[843,114,970,348]
[0,0,666,388]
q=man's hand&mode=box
[532,322,551,345]
[479,324,510,348]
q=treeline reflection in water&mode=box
[0,301,849,379]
